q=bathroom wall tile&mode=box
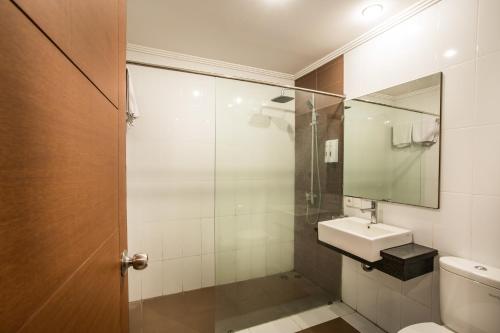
[236,214,253,249]
[345,6,439,99]
[341,261,358,309]
[380,202,436,247]
[127,222,143,256]
[202,253,215,287]
[199,181,215,218]
[431,262,442,324]
[181,255,202,291]
[433,192,472,257]
[471,195,500,267]
[266,242,282,275]
[437,0,478,68]
[216,216,237,252]
[250,245,267,279]
[402,273,433,307]
[476,52,500,125]
[215,179,235,217]
[163,220,182,259]
[400,296,432,329]
[162,258,182,295]
[142,222,163,261]
[373,270,402,293]
[356,274,378,323]
[216,251,236,285]
[128,269,142,302]
[472,125,500,196]
[280,241,294,272]
[477,0,500,56]
[440,129,474,194]
[141,261,163,299]
[201,218,215,254]
[441,61,476,130]
[236,248,252,281]
[377,285,402,333]
[181,219,202,257]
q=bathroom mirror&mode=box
[344,73,442,209]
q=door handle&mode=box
[121,250,148,276]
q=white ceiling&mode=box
[127,0,421,75]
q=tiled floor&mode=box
[129,271,384,333]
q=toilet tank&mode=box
[440,257,500,333]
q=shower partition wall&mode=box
[125,63,344,333]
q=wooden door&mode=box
[0,1,128,332]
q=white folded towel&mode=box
[412,116,439,145]
[392,123,412,148]
[126,66,140,126]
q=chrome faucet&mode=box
[359,200,378,224]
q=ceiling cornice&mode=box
[293,0,442,80]
[127,43,295,82]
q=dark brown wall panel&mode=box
[0,1,119,332]
[14,0,120,106]
[294,56,344,297]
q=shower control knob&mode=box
[121,250,148,276]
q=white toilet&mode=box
[399,256,500,333]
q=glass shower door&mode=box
[214,78,344,333]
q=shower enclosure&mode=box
[125,63,344,333]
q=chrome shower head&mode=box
[271,89,294,103]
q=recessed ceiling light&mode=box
[235,97,243,104]
[362,4,384,19]
[443,49,457,58]
[192,90,200,97]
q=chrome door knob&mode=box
[121,250,148,276]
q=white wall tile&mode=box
[471,195,500,267]
[472,125,500,195]
[433,193,472,257]
[216,251,236,285]
[182,256,202,291]
[400,296,432,329]
[236,248,252,281]
[402,273,433,307]
[128,269,142,302]
[476,52,500,125]
[440,129,474,194]
[163,258,182,295]
[181,219,202,257]
[142,222,163,261]
[380,202,436,247]
[436,0,478,68]
[202,253,215,287]
[356,274,378,323]
[280,241,294,272]
[377,286,402,333]
[250,246,267,279]
[341,262,358,309]
[477,0,500,56]
[442,61,476,130]
[141,261,163,299]
[163,220,182,259]
[201,218,215,254]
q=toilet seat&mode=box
[398,322,452,333]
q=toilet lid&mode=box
[399,322,452,333]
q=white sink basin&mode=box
[318,217,412,262]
